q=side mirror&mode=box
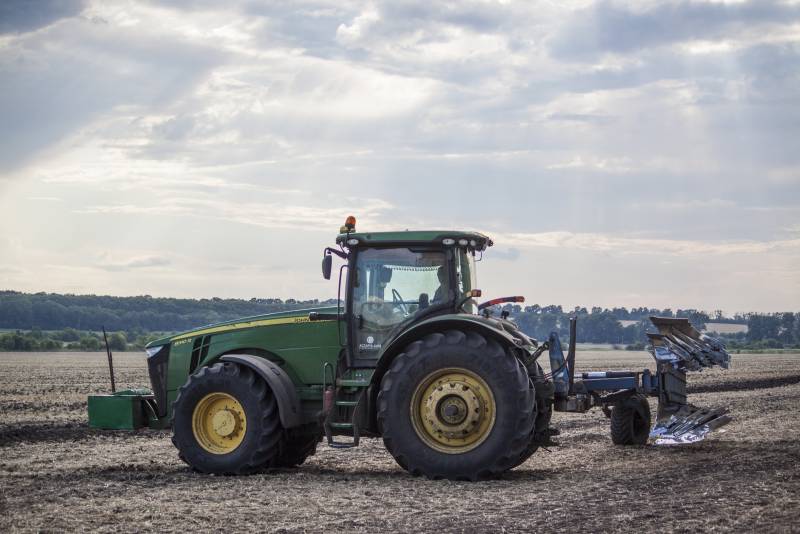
[322,254,332,280]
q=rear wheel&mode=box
[610,394,651,445]
[514,363,553,467]
[378,330,535,481]
[515,401,552,467]
[274,425,321,468]
[172,362,284,474]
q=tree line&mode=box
[503,305,800,350]
[0,291,798,350]
[0,328,167,352]
[0,291,336,332]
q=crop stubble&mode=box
[0,351,798,533]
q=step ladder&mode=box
[322,364,365,449]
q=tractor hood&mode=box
[145,306,339,349]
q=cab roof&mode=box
[335,230,493,250]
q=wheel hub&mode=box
[211,409,239,437]
[439,397,468,424]
[192,392,247,454]
[411,368,496,454]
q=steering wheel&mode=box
[391,289,409,315]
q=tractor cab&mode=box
[322,217,492,368]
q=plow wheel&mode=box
[172,362,284,474]
[377,330,535,481]
[610,394,651,445]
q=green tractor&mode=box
[89,216,732,480]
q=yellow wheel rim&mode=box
[192,392,247,454]
[410,367,496,454]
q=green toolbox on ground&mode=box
[88,389,157,430]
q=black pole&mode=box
[102,327,116,393]
[567,316,577,395]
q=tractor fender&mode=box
[220,354,303,428]
[370,314,522,389]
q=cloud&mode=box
[0,5,225,172]
[490,247,521,261]
[0,0,85,35]
[500,231,800,257]
[336,5,380,46]
[547,112,616,125]
[630,198,737,211]
[96,254,171,272]
[546,155,636,172]
[76,195,396,232]
[548,0,800,61]
[1,0,799,310]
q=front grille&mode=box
[147,345,170,417]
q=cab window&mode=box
[352,248,447,357]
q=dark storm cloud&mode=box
[0,0,85,34]
[550,0,800,61]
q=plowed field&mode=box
[1,351,798,533]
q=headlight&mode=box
[145,345,165,358]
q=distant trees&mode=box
[0,291,337,332]
[0,329,170,352]
[0,290,798,350]
[108,332,127,352]
[506,306,798,348]
[745,312,798,347]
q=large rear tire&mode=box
[378,330,535,481]
[514,400,552,467]
[172,362,284,474]
[514,363,552,467]
[610,394,651,445]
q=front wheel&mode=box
[172,362,284,474]
[377,330,535,481]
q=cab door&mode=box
[347,247,449,367]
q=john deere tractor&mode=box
[89,216,732,480]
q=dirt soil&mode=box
[1,351,799,533]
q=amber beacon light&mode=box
[340,216,357,234]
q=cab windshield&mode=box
[352,247,448,358]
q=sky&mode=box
[0,0,798,313]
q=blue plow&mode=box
[547,316,732,445]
